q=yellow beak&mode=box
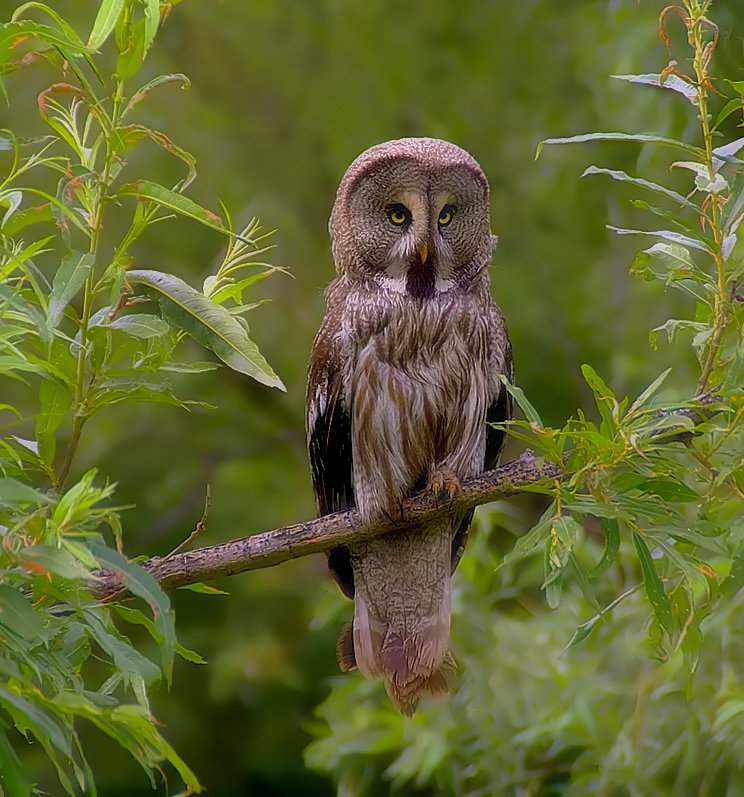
[418,242,429,265]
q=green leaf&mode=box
[109,313,170,339]
[112,125,196,186]
[116,16,147,82]
[0,584,46,639]
[637,478,699,503]
[18,544,92,580]
[0,685,72,759]
[1,20,92,59]
[142,0,160,57]
[536,132,705,160]
[712,137,744,170]
[611,73,698,103]
[177,582,229,595]
[82,608,162,686]
[117,180,227,235]
[498,375,542,425]
[607,225,712,253]
[590,518,620,578]
[48,252,93,328]
[127,269,285,389]
[88,0,124,49]
[581,166,697,208]
[90,542,176,685]
[0,728,32,797]
[36,378,72,466]
[496,504,556,573]
[0,477,49,507]
[627,368,671,414]
[714,98,743,132]
[175,643,208,664]
[124,73,190,114]
[633,531,673,632]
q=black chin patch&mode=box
[406,252,435,300]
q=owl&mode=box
[306,137,512,715]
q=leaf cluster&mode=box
[1,0,284,792]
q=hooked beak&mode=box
[418,241,429,265]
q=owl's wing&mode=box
[306,286,355,599]
[450,308,513,573]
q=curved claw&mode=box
[427,469,462,504]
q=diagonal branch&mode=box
[94,451,560,601]
[94,390,719,602]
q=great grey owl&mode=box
[306,137,512,715]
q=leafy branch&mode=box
[526,0,744,665]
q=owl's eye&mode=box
[387,204,411,226]
[438,205,456,227]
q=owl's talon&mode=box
[427,470,462,503]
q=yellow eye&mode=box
[387,204,409,225]
[438,206,455,227]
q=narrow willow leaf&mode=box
[17,544,91,581]
[127,269,285,390]
[81,609,161,686]
[36,378,72,466]
[87,0,125,49]
[498,375,543,425]
[0,685,72,758]
[565,584,642,649]
[611,73,698,103]
[722,234,737,261]
[125,73,190,114]
[627,368,671,413]
[543,542,563,609]
[0,584,45,639]
[1,20,92,58]
[0,728,32,797]
[638,479,699,503]
[91,543,176,685]
[496,505,555,573]
[0,189,22,228]
[714,98,743,132]
[0,477,49,506]
[48,252,93,328]
[109,313,169,339]
[712,137,744,170]
[142,0,160,56]
[633,531,673,632]
[590,518,620,579]
[606,225,712,253]
[117,181,226,235]
[112,126,196,186]
[544,516,580,608]
[581,166,696,208]
[536,132,705,160]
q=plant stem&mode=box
[687,0,728,393]
[57,80,125,490]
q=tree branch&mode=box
[94,390,719,602]
[94,451,560,601]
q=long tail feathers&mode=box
[337,572,457,715]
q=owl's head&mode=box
[329,138,496,298]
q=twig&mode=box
[166,484,211,558]
[93,451,559,601]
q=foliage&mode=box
[0,0,282,793]
[308,1,744,793]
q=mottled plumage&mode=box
[306,138,512,714]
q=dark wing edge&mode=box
[450,310,513,574]
[306,300,355,598]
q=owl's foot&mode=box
[427,470,462,504]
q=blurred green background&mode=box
[5,0,744,794]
